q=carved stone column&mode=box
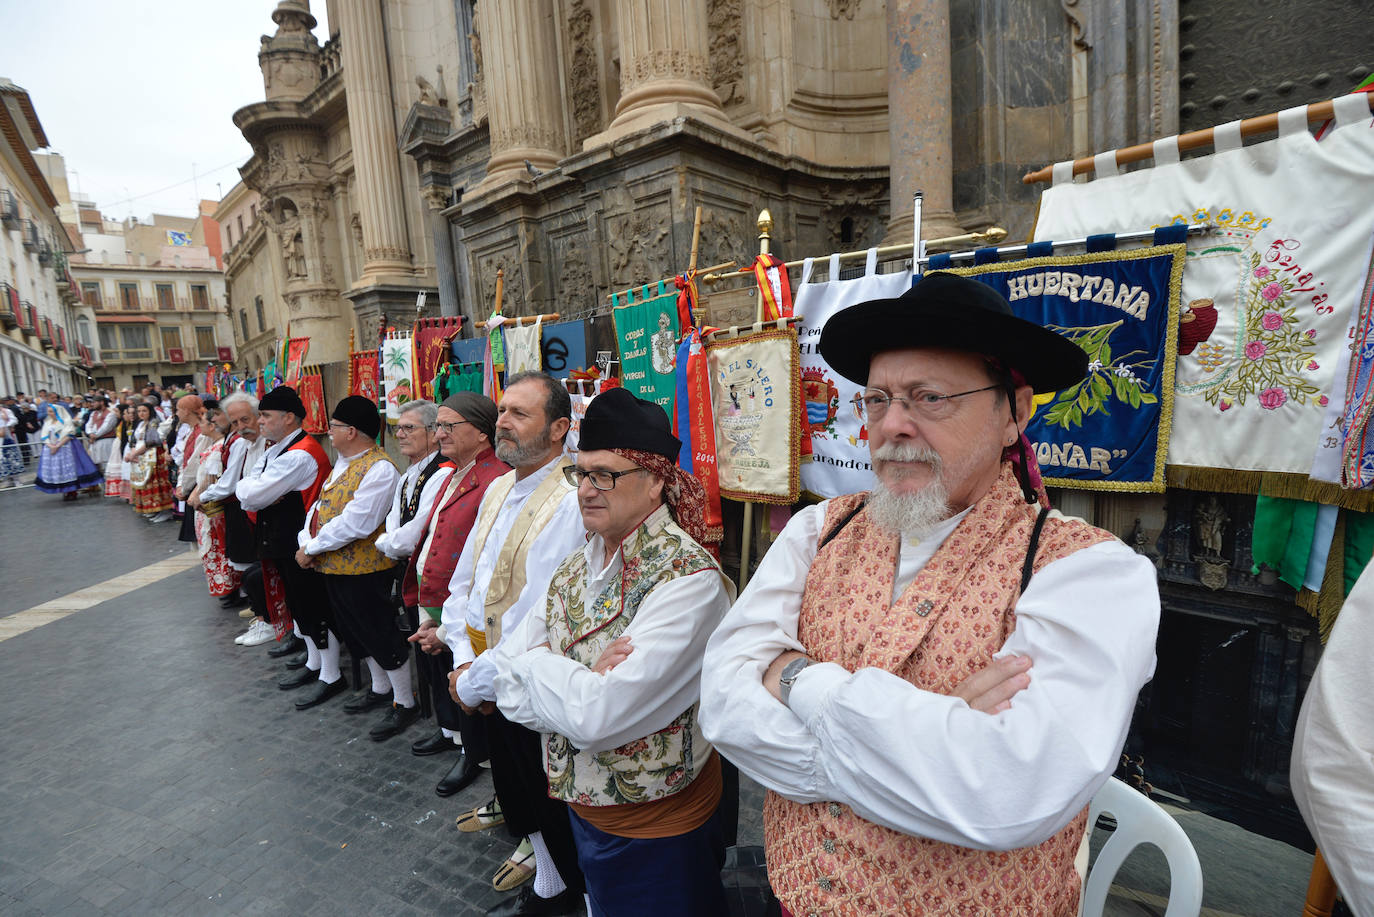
[422,187,462,320]
[468,0,566,192]
[335,0,414,280]
[584,0,745,147]
[885,0,962,242]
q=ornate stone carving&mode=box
[606,208,671,287]
[1061,0,1091,49]
[556,239,594,307]
[490,125,565,155]
[416,65,447,106]
[1192,495,1231,591]
[827,0,861,19]
[819,183,884,250]
[567,0,601,144]
[366,246,411,264]
[420,185,452,211]
[695,208,749,274]
[274,200,308,280]
[623,49,710,94]
[708,0,744,107]
[477,253,526,312]
[468,3,487,124]
[350,213,364,248]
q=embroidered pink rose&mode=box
[1258,387,1288,410]
[1261,282,1283,301]
[1254,266,1271,279]
[1219,400,1233,412]
[1261,311,1284,330]
[1319,395,1330,406]
[1306,329,1317,339]
[1308,360,1320,370]
[1245,341,1267,360]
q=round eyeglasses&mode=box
[852,384,1000,423]
[562,465,648,491]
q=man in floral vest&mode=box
[701,272,1161,917]
[491,388,736,917]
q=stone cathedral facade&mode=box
[224,0,1371,843]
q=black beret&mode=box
[578,388,681,459]
[258,385,307,418]
[332,394,381,440]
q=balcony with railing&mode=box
[0,189,18,225]
[38,318,53,347]
[0,283,17,329]
[21,219,40,251]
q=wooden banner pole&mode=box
[738,209,773,590]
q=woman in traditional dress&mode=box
[0,400,24,488]
[126,401,175,521]
[104,404,135,500]
[84,396,119,492]
[187,400,241,601]
[34,402,104,500]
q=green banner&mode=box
[613,288,680,419]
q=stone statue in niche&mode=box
[1193,495,1231,590]
[276,201,307,279]
[1127,518,1161,568]
[417,66,446,107]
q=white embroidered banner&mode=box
[706,326,800,504]
[795,251,914,498]
[380,334,413,423]
[1035,94,1374,479]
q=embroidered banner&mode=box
[707,326,801,504]
[349,350,380,404]
[796,251,914,498]
[298,370,327,435]
[613,285,680,420]
[381,333,413,422]
[504,318,543,374]
[412,317,463,401]
[944,244,1185,491]
[1035,95,1374,486]
[1340,236,1374,487]
[283,337,310,386]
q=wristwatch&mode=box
[778,655,814,707]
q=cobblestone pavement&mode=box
[0,487,1316,916]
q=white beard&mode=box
[866,442,952,539]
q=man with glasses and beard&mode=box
[441,372,587,916]
[700,272,1160,917]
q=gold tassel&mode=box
[1316,511,1348,643]
[1165,466,1374,513]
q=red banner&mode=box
[349,351,380,403]
[299,371,327,434]
[412,316,464,400]
[284,337,310,385]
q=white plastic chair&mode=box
[1081,777,1205,917]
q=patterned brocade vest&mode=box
[542,505,725,807]
[312,446,400,576]
[764,464,1115,917]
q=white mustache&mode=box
[872,442,941,466]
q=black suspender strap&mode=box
[1021,505,1051,594]
[819,499,867,551]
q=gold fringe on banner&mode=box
[1164,466,1374,513]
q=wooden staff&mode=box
[688,205,703,273]
[475,312,560,329]
[737,209,773,590]
[1021,89,1374,185]
[493,268,504,316]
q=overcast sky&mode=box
[2,0,331,221]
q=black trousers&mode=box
[410,623,489,763]
[241,563,267,618]
[485,709,585,894]
[323,568,409,669]
[270,554,330,647]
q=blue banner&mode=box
[947,243,1185,491]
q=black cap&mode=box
[258,385,307,418]
[332,394,381,440]
[578,388,680,459]
[818,271,1088,393]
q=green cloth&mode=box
[612,285,679,421]
[421,605,443,623]
[433,361,483,401]
[1343,509,1374,596]
[1251,495,1319,590]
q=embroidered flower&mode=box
[1261,311,1283,330]
[1254,266,1271,279]
[1087,359,1103,373]
[1258,387,1287,410]
[1219,400,1233,412]
[1307,360,1320,370]
[1319,395,1330,406]
[1307,329,1318,339]
[1261,282,1283,301]
[1244,341,1267,360]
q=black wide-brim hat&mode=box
[817,271,1089,393]
[579,387,681,460]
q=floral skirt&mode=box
[131,448,175,514]
[35,440,104,494]
[195,510,241,598]
[1,436,23,479]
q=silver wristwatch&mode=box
[778,655,814,707]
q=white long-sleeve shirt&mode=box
[200,436,251,502]
[177,433,210,492]
[297,450,399,556]
[374,450,452,559]
[493,505,735,751]
[699,501,1159,851]
[441,454,586,707]
[236,430,319,512]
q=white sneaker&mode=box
[240,620,274,647]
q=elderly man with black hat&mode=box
[700,272,1160,917]
[292,395,413,729]
[236,385,335,706]
[490,387,735,917]
[404,393,509,799]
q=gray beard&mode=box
[866,442,952,538]
[495,428,551,467]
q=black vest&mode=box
[254,432,311,560]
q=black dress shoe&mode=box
[277,667,319,690]
[411,729,460,757]
[485,885,583,916]
[435,752,482,797]
[344,689,393,715]
[267,635,306,658]
[369,703,420,741]
[295,675,348,710]
[284,650,309,670]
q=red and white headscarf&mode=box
[609,448,715,547]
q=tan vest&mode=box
[764,464,1115,917]
[312,446,399,576]
[466,456,575,646]
[542,505,726,806]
